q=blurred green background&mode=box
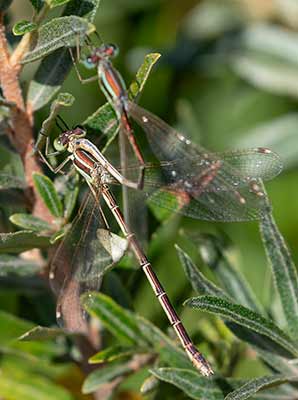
[4,0,298,391]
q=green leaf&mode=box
[128,52,161,99]
[176,244,227,298]
[256,348,298,375]
[19,326,65,341]
[185,296,298,357]
[0,254,41,276]
[0,311,33,345]
[63,0,101,22]
[224,374,295,400]
[0,144,25,183]
[29,0,45,11]
[0,0,13,12]
[10,214,52,232]
[22,16,95,64]
[0,173,26,189]
[33,173,63,218]
[35,92,74,148]
[0,368,74,400]
[49,0,71,8]
[135,315,192,369]
[259,193,298,340]
[150,368,240,400]
[82,363,131,394]
[192,234,264,314]
[81,292,148,346]
[13,20,38,36]
[50,224,70,244]
[89,345,136,364]
[63,174,79,221]
[84,52,161,150]
[0,231,50,253]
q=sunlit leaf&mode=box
[49,0,71,8]
[185,296,298,357]
[19,326,65,341]
[89,345,136,364]
[224,374,296,400]
[13,20,38,36]
[259,197,298,340]
[22,16,95,64]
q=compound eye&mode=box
[109,44,119,58]
[53,138,66,152]
[82,56,95,69]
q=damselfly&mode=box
[39,126,215,377]
[69,42,282,221]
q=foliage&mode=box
[0,1,297,399]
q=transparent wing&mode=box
[127,101,282,221]
[50,190,128,331]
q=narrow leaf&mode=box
[0,173,26,189]
[185,296,298,357]
[10,213,52,232]
[259,193,298,340]
[224,374,295,400]
[33,173,63,218]
[176,244,227,298]
[82,364,130,394]
[81,292,147,346]
[22,16,95,64]
[29,0,45,11]
[49,0,71,8]
[63,0,101,22]
[0,0,12,11]
[150,368,240,400]
[13,20,38,36]
[193,233,264,314]
[89,345,136,364]
[129,53,161,99]
[257,348,298,375]
[0,254,41,277]
[0,231,50,253]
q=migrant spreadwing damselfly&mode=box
[68,42,282,219]
[39,125,215,377]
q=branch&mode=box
[0,12,52,222]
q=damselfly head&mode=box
[54,127,86,151]
[83,43,119,68]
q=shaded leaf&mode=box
[192,233,264,314]
[0,144,25,183]
[0,368,74,400]
[0,0,12,12]
[0,231,50,253]
[13,20,38,36]
[256,348,298,375]
[82,363,130,394]
[176,244,227,298]
[29,0,45,11]
[63,0,101,22]
[10,213,52,232]
[82,292,148,346]
[33,173,63,218]
[49,0,72,8]
[259,193,298,340]
[224,374,295,400]
[50,224,70,244]
[0,311,33,345]
[35,92,74,149]
[22,16,95,64]
[185,296,298,357]
[0,254,41,276]
[0,173,26,189]
[19,326,65,341]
